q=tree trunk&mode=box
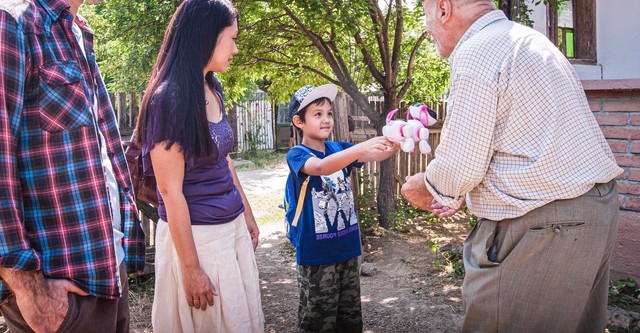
[377,154,396,228]
[376,95,398,229]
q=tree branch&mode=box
[385,0,393,25]
[354,32,385,84]
[254,57,338,84]
[391,0,403,77]
[281,5,350,82]
[366,0,390,80]
[398,31,429,101]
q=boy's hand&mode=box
[360,136,394,154]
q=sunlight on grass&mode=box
[246,192,285,226]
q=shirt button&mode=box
[123,187,130,193]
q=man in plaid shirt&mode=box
[0,0,145,332]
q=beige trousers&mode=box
[462,180,619,333]
[152,215,264,333]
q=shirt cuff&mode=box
[424,173,464,210]
[0,249,41,272]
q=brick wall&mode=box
[584,79,640,281]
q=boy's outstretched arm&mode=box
[301,136,394,176]
[357,137,396,163]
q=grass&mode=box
[246,192,285,226]
[128,275,154,333]
[234,150,288,171]
[234,149,288,226]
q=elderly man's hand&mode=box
[400,173,434,211]
[429,197,465,218]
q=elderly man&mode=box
[0,0,145,332]
[401,0,622,332]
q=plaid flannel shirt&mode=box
[0,0,145,300]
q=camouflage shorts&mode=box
[297,257,363,333]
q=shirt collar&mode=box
[75,13,94,34]
[37,0,71,22]
[449,10,507,62]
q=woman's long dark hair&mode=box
[136,0,238,158]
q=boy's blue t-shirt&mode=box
[285,141,363,266]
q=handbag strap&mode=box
[291,176,309,227]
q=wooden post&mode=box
[271,99,278,150]
[333,93,350,142]
[228,104,238,152]
[108,92,115,112]
[547,2,559,47]
[129,92,137,128]
[141,214,151,247]
[117,92,127,129]
[573,0,596,61]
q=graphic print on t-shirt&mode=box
[310,169,358,239]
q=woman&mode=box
[135,1,263,332]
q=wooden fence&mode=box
[329,93,447,198]
[112,90,447,194]
[110,91,275,152]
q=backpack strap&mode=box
[288,142,344,227]
[291,176,309,227]
[287,144,315,228]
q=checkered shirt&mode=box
[424,10,623,221]
[0,0,145,300]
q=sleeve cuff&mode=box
[0,249,41,272]
[424,172,464,210]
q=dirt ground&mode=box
[236,163,468,332]
[258,221,466,333]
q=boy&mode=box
[284,84,394,332]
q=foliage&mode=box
[83,0,450,227]
[79,1,254,102]
[428,235,465,279]
[609,278,640,307]
[245,123,267,153]
[235,0,450,227]
[79,1,177,92]
[498,0,570,28]
[466,209,478,229]
[388,196,439,233]
[355,171,379,235]
[234,0,448,109]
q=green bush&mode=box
[355,171,379,235]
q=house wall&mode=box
[526,0,640,281]
[584,80,640,281]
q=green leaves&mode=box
[84,0,449,108]
[80,0,178,92]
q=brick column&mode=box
[584,79,640,281]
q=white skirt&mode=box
[152,215,264,333]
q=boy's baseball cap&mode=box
[288,84,338,120]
